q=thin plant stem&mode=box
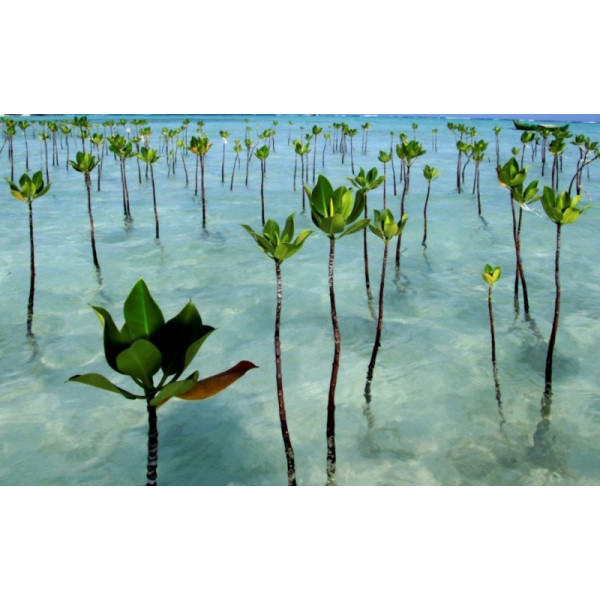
[274,262,297,486]
[326,238,339,485]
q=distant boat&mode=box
[513,119,569,133]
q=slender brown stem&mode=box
[274,262,297,485]
[422,182,431,248]
[364,241,389,403]
[260,161,266,225]
[326,238,339,485]
[85,172,101,273]
[146,401,159,486]
[27,201,35,337]
[150,163,159,240]
[544,223,562,405]
[488,287,504,425]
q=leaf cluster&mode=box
[482,264,501,286]
[305,175,370,239]
[69,279,215,407]
[242,213,313,264]
[5,171,50,203]
[539,187,590,225]
[369,208,407,242]
[69,151,99,174]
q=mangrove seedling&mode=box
[254,144,270,225]
[4,171,50,337]
[137,146,161,240]
[38,131,50,184]
[378,150,392,208]
[242,215,313,485]
[219,130,229,184]
[395,138,426,273]
[108,134,135,222]
[482,264,504,425]
[497,157,539,317]
[493,126,502,166]
[348,166,385,311]
[311,125,322,182]
[69,279,257,485]
[364,208,407,404]
[537,187,589,415]
[189,134,212,229]
[69,152,102,280]
[230,139,242,190]
[17,120,31,172]
[305,175,370,485]
[471,139,488,220]
[421,165,440,249]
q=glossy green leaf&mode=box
[181,328,215,374]
[153,301,214,377]
[116,339,162,390]
[91,305,131,372]
[123,279,165,340]
[340,218,370,238]
[68,373,140,399]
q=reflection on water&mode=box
[1,113,599,485]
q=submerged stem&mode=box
[274,262,297,486]
[326,238,339,485]
[146,402,159,486]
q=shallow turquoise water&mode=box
[1,113,599,485]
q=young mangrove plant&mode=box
[219,130,229,184]
[230,139,242,190]
[362,122,371,154]
[17,120,31,171]
[520,131,535,169]
[305,175,370,485]
[294,141,310,210]
[364,208,407,404]
[482,264,504,425]
[497,157,539,317]
[311,125,322,183]
[254,144,270,225]
[242,215,313,485]
[537,187,589,416]
[69,152,102,282]
[493,126,502,166]
[4,171,50,337]
[348,166,385,312]
[38,131,50,184]
[395,138,426,273]
[89,132,105,191]
[471,139,488,220]
[421,165,440,250]
[137,146,161,240]
[189,134,212,229]
[378,150,392,208]
[108,134,135,222]
[69,279,257,486]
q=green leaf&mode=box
[340,218,371,238]
[281,213,296,243]
[116,339,162,390]
[68,373,140,399]
[309,175,333,218]
[123,279,165,340]
[154,301,215,377]
[181,328,215,374]
[91,305,131,372]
